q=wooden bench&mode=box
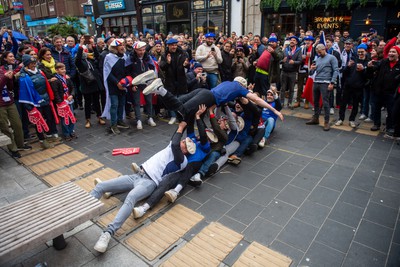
[0,182,105,264]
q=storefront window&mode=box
[192,10,224,34]
[154,4,164,13]
[154,14,166,34]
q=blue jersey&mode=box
[211,81,249,106]
[187,133,211,163]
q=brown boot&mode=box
[306,116,319,125]
[304,102,310,109]
[98,117,106,125]
[323,122,330,131]
[85,119,91,128]
[293,102,300,108]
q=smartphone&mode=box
[211,47,215,52]
[84,35,91,45]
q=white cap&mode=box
[206,129,218,143]
[236,116,245,132]
[185,137,196,155]
[234,76,247,88]
[133,41,147,49]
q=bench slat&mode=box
[0,201,103,254]
[0,187,89,235]
[0,182,104,265]
[0,182,74,216]
[0,193,100,242]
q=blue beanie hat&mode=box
[193,62,203,69]
[22,54,37,67]
[268,33,278,43]
[205,32,216,38]
[357,43,368,50]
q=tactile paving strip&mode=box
[97,197,170,237]
[233,241,292,267]
[30,151,87,176]
[42,159,103,186]
[161,222,243,267]
[355,128,379,136]
[74,168,122,192]
[124,204,204,261]
[18,144,73,166]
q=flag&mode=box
[301,72,322,107]
[319,31,326,47]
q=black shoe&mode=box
[117,121,130,129]
[11,151,21,158]
[245,143,258,155]
[205,162,218,177]
[370,125,380,131]
[18,144,32,151]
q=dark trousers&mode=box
[37,105,57,140]
[393,94,400,136]
[254,72,269,97]
[339,88,363,121]
[160,88,215,127]
[373,92,394,129]
[313,83,330,122]
[83,91,101,119]
[146,162,202,208]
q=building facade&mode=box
[96,0,230,37]
[259,0,400,40]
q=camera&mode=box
[200,73,207,78]
[83,35,91,45]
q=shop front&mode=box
[27,17,59,37]
[98,0,136,36]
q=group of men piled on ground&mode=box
[1,27,400,253]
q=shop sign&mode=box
[104,0,125,12]
[193,0,205,9]
[12,2,23,11]
[314,16,344,30]
[142,6,152,14]
[209,0,223,8]
[167,2,189,21]
[155,4,164,13]
[24,15,32,21]
[83,5,93,16]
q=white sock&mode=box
[159,86,167,97]
[174,184,183,193]
[142,203,150,211]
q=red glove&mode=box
[57,101,76,125]
[27,107,49,133]
[112,147,140,156]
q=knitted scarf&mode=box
[41,57,56,74]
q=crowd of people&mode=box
[1,26,400,252]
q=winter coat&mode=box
[50,46,76,77]
[159,47,188,95]
[75,46,104,94]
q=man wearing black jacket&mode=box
[368,46,400,133]
[336,44,369,128]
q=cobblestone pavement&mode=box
[1,106,400,267]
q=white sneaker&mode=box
[335,120,343,126]
[94,178,102,185]
[168,117,177,125]
[258,137,265,148]
[349,121,356,128]
[137,120,143,130]
[190,173,203,183]
[94,232,111,253]
[359,114,367,120]
[364,117,373,123]
[131,162,140,173]
[330,108,334,115]
[133,206,146,219]
[143,78,163,95]
[148,117,156,127]
[164,189,178,203]
[132,70,157,86]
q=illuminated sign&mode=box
[104,0,125,12]
[314,16,344,30]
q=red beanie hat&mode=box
[391,46,400,56]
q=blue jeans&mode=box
[198,151,221,176]
[234,135,253,157]
[362,88,370,116]
[263,117,276,139]
[133,89,153,121]
[61,104,75,137]
[90,174,156,235]
[110,94,126,126]
[206,73,219,89]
